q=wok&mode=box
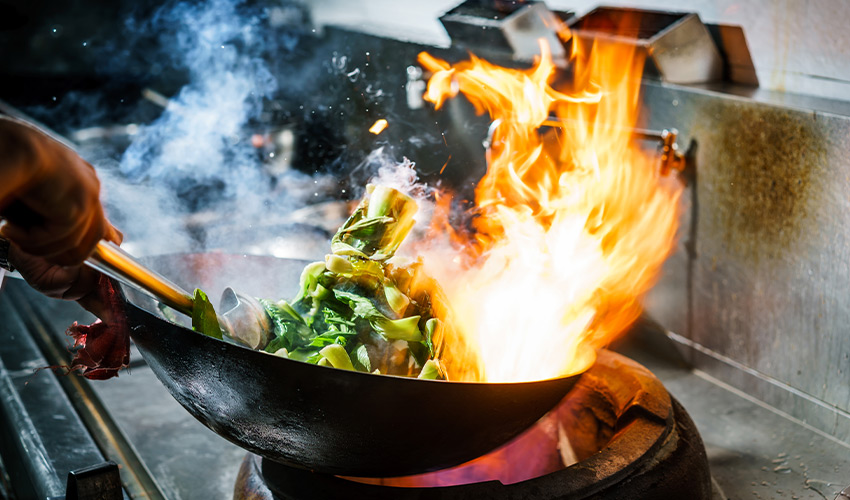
[122,253,586,477]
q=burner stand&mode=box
[234,350,712,499]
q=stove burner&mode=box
[234,350,711,499]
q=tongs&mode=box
[85,241,272,347]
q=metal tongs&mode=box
[85,241,272,347]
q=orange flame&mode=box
[416,34,681,382]
[369,118,388,134]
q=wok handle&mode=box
[86,241,194,316]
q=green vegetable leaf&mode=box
[332,290,382,319]
[418,359,442,380]
[383,281,410,317]
[307,330,355,348]
[408,341,430,367]
[424,318,440,356]
[284,347,322,363]
[352,344,371,372]
[374,315,422,341]
[340,215,395,234]
[192,289,223,340]
[330,186,417,261]
[332,290,422,341]
[261,299,312,352]
[319,344,354,370]
[321,306,355,329]
[295,261,326,302]
[265,336,288,354]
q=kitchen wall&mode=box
[307,0,850,444]
[640,79,850,446]
[308,0,850,102]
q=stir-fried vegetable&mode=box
[191,184,446,379]
[331,185,418,261]
[192,289,222,340]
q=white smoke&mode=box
[351,148,442,259]
[87,0,432,260]
[100,0,320,256]
[99,165,193,255]
[120,0,275,188]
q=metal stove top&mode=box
[0,275,847,499]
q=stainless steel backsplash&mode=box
[641,80,850,444]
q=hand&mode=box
[0,117,113,266]
[7,229,123,319]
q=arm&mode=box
[0,117,121,315]
[0,116,119,265]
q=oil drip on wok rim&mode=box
[120,253,586,477]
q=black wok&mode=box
[122,253,585,477]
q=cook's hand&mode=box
[0,117,113,266]
[7,229,122,319]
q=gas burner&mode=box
[234,350,712,499]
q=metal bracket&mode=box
[65,461,123,500]
[632,127,685,175]
[484,118,686,176]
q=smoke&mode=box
[99,0,325,256]
[98,161,193,255]
[120,0,274,186]
[360,148,418,194]
[21,0,444,259]
[350,148,445,260]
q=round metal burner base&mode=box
[234,350,712,499]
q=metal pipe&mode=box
[12,293,168,500]
[0,355,64,499]
[486,117,685,174]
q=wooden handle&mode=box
[87,241,194,316]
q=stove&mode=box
[233,350,711,500]
[2,1,850,499]
[2,278,848,499]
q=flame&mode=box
[369,118,388,135]
[345,397,572,486]
[416,34,681,382]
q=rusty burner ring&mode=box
[234,350,712,499]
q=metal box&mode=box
[568,7,724,84]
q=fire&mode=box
[369,119,388,135]
[416,35,681,382]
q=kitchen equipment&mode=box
[86,240,193,315]
[85,241,272,345]
[4,2,849,496]
[120,253,585,477]
[233,350,713,500]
